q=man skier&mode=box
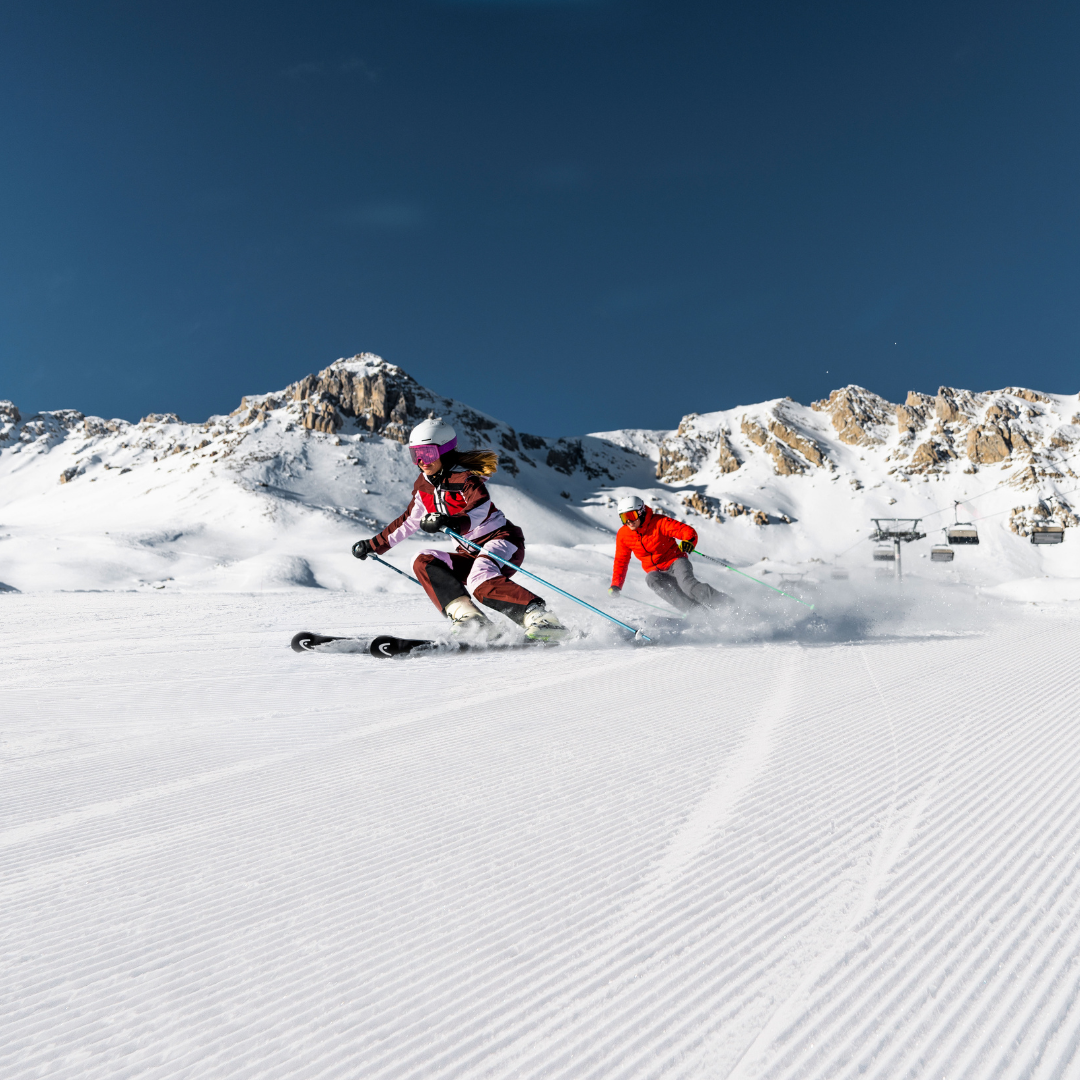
[608,495,728,613]
[351,418,566,642]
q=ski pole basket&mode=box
[1030,525,1065,545]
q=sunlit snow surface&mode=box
[5,587,1080,1079]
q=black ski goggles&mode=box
[619,507,646,526]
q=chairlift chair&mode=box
[830,568,849,580]
[873,544,896,562]
[1030,525,1065,545]
[946,501,979,545]
[931,545,955,563]
[947,524,979,545]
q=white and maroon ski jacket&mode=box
[371,461,509,555]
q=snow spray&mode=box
[692,549,816,610]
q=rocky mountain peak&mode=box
[227,353,422,440]
[811,385,895,446]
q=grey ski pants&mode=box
[646,556,728,613]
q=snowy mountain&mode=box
[0,354,1077,597]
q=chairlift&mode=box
[1031,525,1065,545]
[931,545,955,563]
[830,568,849,580]
[946,501,979,545]
[779,572,806,587]
[869,519,923,579]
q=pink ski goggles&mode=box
[409,438,456,468]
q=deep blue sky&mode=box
[2,1,1078,436]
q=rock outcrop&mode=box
[280,354,417,439]
[966,424,1012,465]
[680,492,786,525]
[768,417,826,467]
[811,386,894,445]
[0,401,21,438]
[896,392,933,437]
[655,415,733,482]
[740,417,768,446]
[715,431,741,473]
[1009,497,1078,536]
[768,440,805,475]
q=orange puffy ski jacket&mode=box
[611,508,698,589]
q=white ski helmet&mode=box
[408,417,457,457]
[616,495,645,516]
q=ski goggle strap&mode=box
[620,507,646,525]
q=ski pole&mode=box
[443,528,652,641]
[588,548,686,618]
[692,549,815,611]
[371,553,422,586]
[618,593,688,619]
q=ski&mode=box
[290,630,437,656]
[291,631,351,652]
[370,634,441,657]
[290,630,557,657]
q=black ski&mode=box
[369,634,440,657]
[290,630,566,657]
[290,630,437,656]
[291,631,348,652]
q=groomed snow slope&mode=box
[5,591,1080,1079]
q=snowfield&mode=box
[4,355,1080,1076]
[4,589,1080,1078]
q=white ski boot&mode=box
[522,602,568,643]
[444,596,499,642]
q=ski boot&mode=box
[444,596,500,642]
[522,601,568,643]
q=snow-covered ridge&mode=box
[648,383,1080,537]
[0,356,1077,593]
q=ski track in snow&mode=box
[3,593,1080,1078]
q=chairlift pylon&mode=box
[868,518,924,579]
[946,501,979,545]
[1031,524,1065,545]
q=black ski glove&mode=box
[678,539,695,554]
[420,513,451,533]
[352,538,375,560]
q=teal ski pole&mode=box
[617,592,688,619]
[443,528,652,641]
[692,549,815,611]
[371,553,422,586]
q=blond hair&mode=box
[454,449,499,477]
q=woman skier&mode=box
[351,418,566,641]
[608,495,728,613]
